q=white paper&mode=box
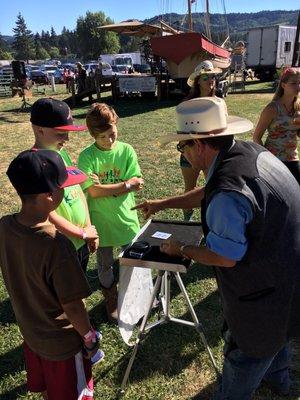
[151,231,172,240]
[118,265,153,345]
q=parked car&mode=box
[133,64,151,73]
[112,65,129,75]
[61,63,76,72]
[0,67,14,77]
[84,63,99,76]
[29,66,49,84]
[41,65,63,83]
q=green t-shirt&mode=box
[78,141,141,247]
[56,149,87,250]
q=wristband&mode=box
[124,181,132,191]
[79,228,87,240]
[83,328,96,343]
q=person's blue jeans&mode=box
[214,332,291,400]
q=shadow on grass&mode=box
[104,288,221,386]
[0,343,23,380]
[0,115,31,124]
[0,297,16,324]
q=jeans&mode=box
[214,332,291,400]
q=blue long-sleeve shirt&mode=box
[205,146,253,261]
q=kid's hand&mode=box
[84,225,99,240]
[83,340,99,360]
[89,173,100,185]
[126,177,144,191]
[87,237,99,253]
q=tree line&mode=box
[0,11,141,62]
[0,9,298,62]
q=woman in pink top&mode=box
[253,67,300,184]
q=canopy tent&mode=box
[99,19,177,37]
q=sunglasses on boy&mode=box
[177,140,195,153]
[201,73,217,81]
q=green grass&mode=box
[0,86,299,399]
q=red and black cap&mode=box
[7,148,87,195]
[30,98,86,131]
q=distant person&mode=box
[30,98,99,272]
[0,149,99,400]
[76,62,87,94]
[180,60,225,220]
[253,67,300,184]
[78,103,144,323]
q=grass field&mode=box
[0,84,299,400]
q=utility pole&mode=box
[292,11,300,66]
[188,0,193,32]
[205,0,212,41]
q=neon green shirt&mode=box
[78,141,141,247]
[56,149,87,250]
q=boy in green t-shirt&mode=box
[30,98,99,272]
[78,103,144,323]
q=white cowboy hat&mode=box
[187,60,223,87]
[158,97,253,147]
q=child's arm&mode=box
[62,298,98,358]
[87,175,144,199]
[78,187,99,252]
[49,210,98,241]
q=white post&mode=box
[51,76,56,92]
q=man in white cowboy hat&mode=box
[135,97,300,399]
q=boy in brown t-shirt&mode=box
[0,149,101,400]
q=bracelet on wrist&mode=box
[79,228,87,240]
[124,181,132,191]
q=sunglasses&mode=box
[176,141,194,153]
[201,73,217,81]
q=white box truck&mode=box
[246,25,299,81]
[99,52,145,68]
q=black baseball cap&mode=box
[30,98,86,131]
[7,149,87,195]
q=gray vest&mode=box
[201,141,300,358]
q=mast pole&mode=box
[188,0,193,32]
[205,0,212,40]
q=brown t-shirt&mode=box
[0,215,92,361]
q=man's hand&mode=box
[87,237,99,253]
[160,239,183,257]
[84,225,98,240]
[132,199,164,219]
[126,177,144,191]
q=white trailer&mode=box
[246,25,299,80]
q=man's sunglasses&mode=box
[176,141,193,153]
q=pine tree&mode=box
[12,13,34,62]
[0,33,13,59]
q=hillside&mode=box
[145,9,298,42]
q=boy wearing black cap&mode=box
[0,149,99,400]
[30,98,98,272]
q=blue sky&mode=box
[2,0,298,36]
